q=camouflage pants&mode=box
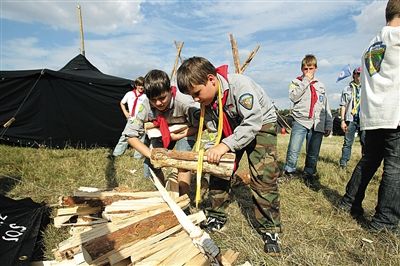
[206,123,281,233]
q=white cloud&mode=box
[0,0,390,109]
[1,0,143,35]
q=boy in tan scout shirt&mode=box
[177,56,282,255]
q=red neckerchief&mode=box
[152,86,177,148]
[131,89,144,117]
[297,76,318,118]
[214,65,233,138]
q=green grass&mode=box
[0,135,398,265]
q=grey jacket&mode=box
[123,89,200,138]
[289,76,333,132]
[204,73,276,152]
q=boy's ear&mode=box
[207,74,216,86]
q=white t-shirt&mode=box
[121,90,147,117]
[360,25,400,130]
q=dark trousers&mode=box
[341,126,400,231]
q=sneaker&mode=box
[200,216,227,232]
[262,232,281,255]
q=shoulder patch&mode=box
[239,93,254,110]
[364,41,386,77]
[289,82,298,90]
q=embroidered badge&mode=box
[137,104,144,113]
[319,95,324,102]
[289,82,298,90]
[364,41,386,77]
[239,93,253,110]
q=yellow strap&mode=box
[195,149,204,208]
[194,80,224,208]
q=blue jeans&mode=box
[284,120,323,175]
[112,135,129,156]
[341,127,400,231]
[340,121,365,167]
[144,136,195,178]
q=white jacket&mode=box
[360,25,400,130]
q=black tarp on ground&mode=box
[0,195,51,266]
[0,54,132,148]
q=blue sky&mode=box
[1,0,387,109]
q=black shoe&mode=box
[302,173,320,190]
[337,199,364,218]
[200,216,227,232]
[262,232,281,255]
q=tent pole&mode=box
[77,5,85,56]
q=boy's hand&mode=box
[341,121,348,133]
[324,130,331,137]
[305,72,314,81]
[205,143,230,164]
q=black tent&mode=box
[0,54,132,148]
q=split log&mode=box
[145,124,189,139]
[82,211,180,264]
[72,190,160,200]
[55,200,182,260]
[103,195,189,222]
[151,148,235,179]
[105,212,205,265]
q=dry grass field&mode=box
[0,134,398,265]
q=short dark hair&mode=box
[177,56,216,94]
[134,76,144,87]
[144,70,170,99]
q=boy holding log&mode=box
[176,56,282,255]
[126,69,200,195]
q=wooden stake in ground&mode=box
[229,33,260,74]
[171,41,184,79]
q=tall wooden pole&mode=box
[171,41,184,79]
[77,5,85,56]
[240,45,260,74]
[229,33,241,74]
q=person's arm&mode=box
[128,137,151,158]
[289,77,310,103]
[340,105,348,133]
[120,101,130,119]
[324,92,333,137]
[339,86,350,133]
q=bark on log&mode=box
[150,148,235,179]
[83,211,179,263]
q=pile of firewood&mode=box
[47,187,239,266]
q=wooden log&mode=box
[151,148,235,178]
[185,252,209,266]
[55,206,101,216]
[102,195,189,222]
[171,41,184,79]
[229,33,241,74]
[72,191,160,199]
[82,211,180,263]
[240,45,260,74]
[106,211,205,265]
[55,203,180,259]
[135,234,193,265]
[145,124,189,139]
